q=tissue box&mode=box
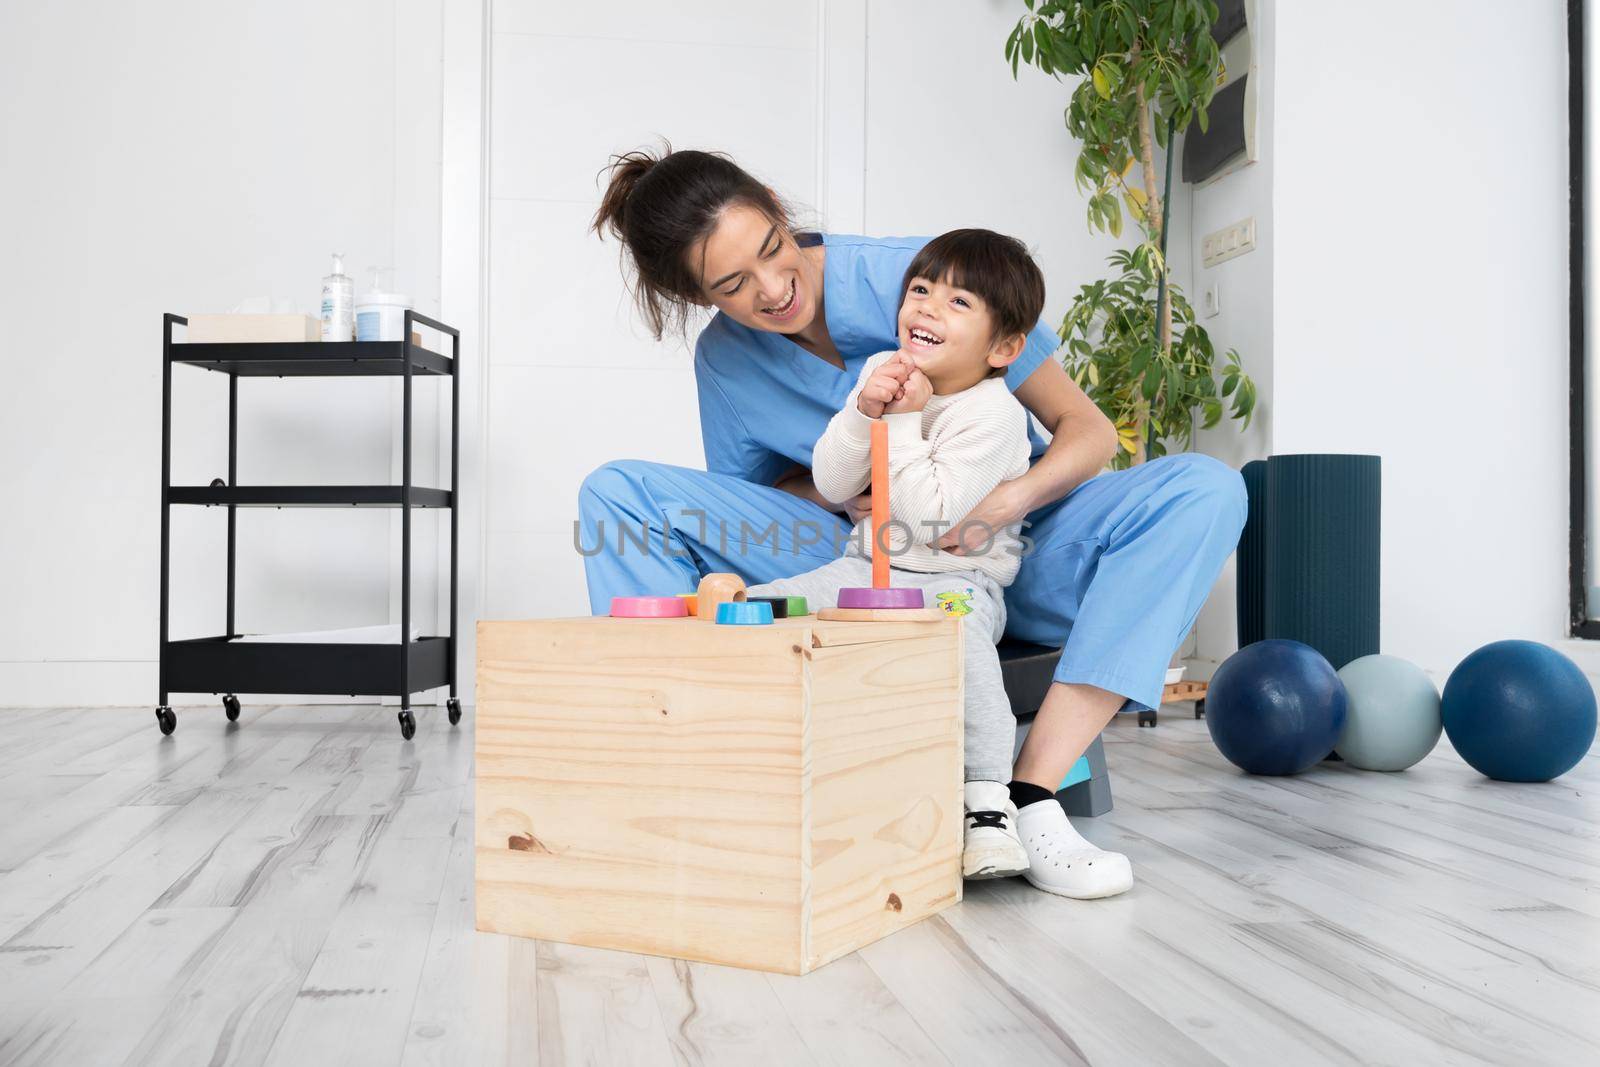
[186,314,322,343]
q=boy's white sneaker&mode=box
[962,781,1030,880]
[1017,798,1133,899]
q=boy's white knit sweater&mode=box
[813,350,1033,586]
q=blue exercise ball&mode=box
[1207,639,1347,775]
[1335,654,1442,771]
[1441,640,1596,782]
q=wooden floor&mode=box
[0,703,1596,1066]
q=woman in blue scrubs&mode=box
[581,147,1246,896]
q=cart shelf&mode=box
[165,635,451,697]
[170,485,452,508]
[173,340,453,377]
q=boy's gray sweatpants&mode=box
[747,555,1014,783]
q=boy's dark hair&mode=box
[901,229,1045,376]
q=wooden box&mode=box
[474,614,964,975]
[185,313,322,343]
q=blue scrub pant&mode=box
[577,454,1247,713]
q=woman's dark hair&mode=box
[902,229,1046,371]
[592,143,793,340]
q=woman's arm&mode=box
[774,465,871,522]
[1011,358,1118,512]
[937,358,1117,552]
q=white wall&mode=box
[1269,0,1570,679]
[0,0,445,707]
[1184,0,1575,683]
[1183,0,1275,672]
[474,0,1145,644]
[862,0,1144,308]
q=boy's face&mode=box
[896,273,1021,389]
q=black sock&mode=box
[1008,780,1055,809]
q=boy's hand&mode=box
[857,358,913,418]
[884,367,932,414]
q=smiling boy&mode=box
[745,229,1134,890]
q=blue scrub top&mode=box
[693,232,1056,486]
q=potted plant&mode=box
[1006,0,1257,468]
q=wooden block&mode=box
[1162,680,1209,703]
[185,314,321,343]
[816,607,949,623]
[475,615,963,975]
[695,572,746,621]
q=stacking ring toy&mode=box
[716,601,774,626]
[837,587,925,610]
[610,596,688,618]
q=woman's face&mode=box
[694,203,819,334]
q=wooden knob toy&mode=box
[609,596,688,618]
[822,420,944,622]
[696,572,747,621]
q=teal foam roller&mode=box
[716,601,773,626]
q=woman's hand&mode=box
[842,493,873,524]
[937,477,1032,555]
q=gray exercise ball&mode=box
[1334,654,1442,771]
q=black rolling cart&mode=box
[156,312,460,739]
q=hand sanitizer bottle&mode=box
[319,253,354,342]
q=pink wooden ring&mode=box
[610,596,689,618]
[837,587,925,609]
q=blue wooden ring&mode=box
[716,601,774,626]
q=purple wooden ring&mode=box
[836,587,925,609]
[610,595,689,618]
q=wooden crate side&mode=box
[475,619,810,974]
[801,625,964,971]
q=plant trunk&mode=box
[1132,78,1170,466]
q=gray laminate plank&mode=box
[151,712,393,909]
[262,782,462,1066]
[0,906,235,1066]
[646,956,816,1067]
[855,915,1093,1066]
[1106,789,1600,1061]
[0,803,180,944]
[0,733,316,1037]
[764,954,950,1066]
[931,903,1234,1067]
[121,814,379,1067]
[399,799,529,1067]
[535,941,677,1067]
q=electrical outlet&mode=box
[1202,282,1221,318]
[1201,217,1256,268]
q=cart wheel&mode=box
[1137,709,1157,728]
[223,694,241,722]
[155,706,176,735]
[1194,698,1206,720]
[447,698,462,726]
[398,710,416,740]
